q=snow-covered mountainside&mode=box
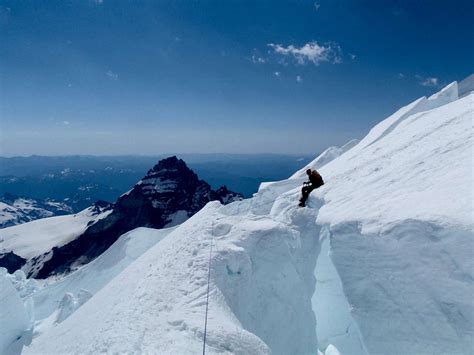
[2,79,473,354]
[0,226,175,354]
[0,195,73,229]
[0,203,112,274]
[0,157,241,278]
[290,139,359,179]
[311,82,473,354]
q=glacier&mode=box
[0,80,472,354]
[0,204,112,276]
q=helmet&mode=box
[306,168,312,175]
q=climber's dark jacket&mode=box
[308,171,324,188]
[299,170,324,207]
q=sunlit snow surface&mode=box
[24,199,320,354]
[2,82,473,354]
[313,86,473,354]
[0,207,111,259]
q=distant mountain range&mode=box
[0,194,73,228]
[0,154,313,214]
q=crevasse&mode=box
[312,225,368,355]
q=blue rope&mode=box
[202,222,214,355]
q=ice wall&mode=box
[0,270,33,355]
[312,228,367,355]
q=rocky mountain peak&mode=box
[148,155,185,172]
[132,156,201,202]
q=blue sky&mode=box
[1,0,472,156]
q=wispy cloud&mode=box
[268,41,341,65]
[274,71,281,78]
[53,120,71,126]
[314,2,321,10]
[106,70,118,80]
[349,53,356,60]
[415,74,440,87]
[420,77,439,87]
[296,75,303,83]
[251,55,266,64]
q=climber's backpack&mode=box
[310,171,324,188]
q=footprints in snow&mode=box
[212,223,232,237]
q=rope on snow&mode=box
[202,221,215,355]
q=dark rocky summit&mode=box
[28,156,242,278]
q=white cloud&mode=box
[349,53,356,60]
[274,71,281,78]
[296,75,303,83]
[106,70,118,80]
[397,73,405,79]
[94,0,104,4]
[314,2,320,10]
[268,41,341,65]
[251,55,266,64]
[54,120,71,126]
[415,74,440,87]
[419,77,439,87]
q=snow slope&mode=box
[0,207,111,260]
[290,139,360,179]
[0,197,73,229]
[0,271,32,355]
[26,197,321,354]
[318,84,472,229]
[32,226,175,322]
[1,226,174,353]
[312,87,473,354]
[12,80,474,354]
[0,201,56,229]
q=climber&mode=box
[299,168,324,207]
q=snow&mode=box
[119,188,133,197]
[32,226,175,322]
[0,202,19,226]
[139,177,178,194]
[164,210,190,227]
[0,198,72,228]
[0,207,112,259]
[25,198,320,354]
[290,139,360,179]
[313,230,367,354]
[5,80,474,354]
[458,73,474,98]
[312,89,473,353]
[0,270,33,355]
[317,92,472,231]
[324,344,342,355]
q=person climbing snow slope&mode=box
[299,168,324,207]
